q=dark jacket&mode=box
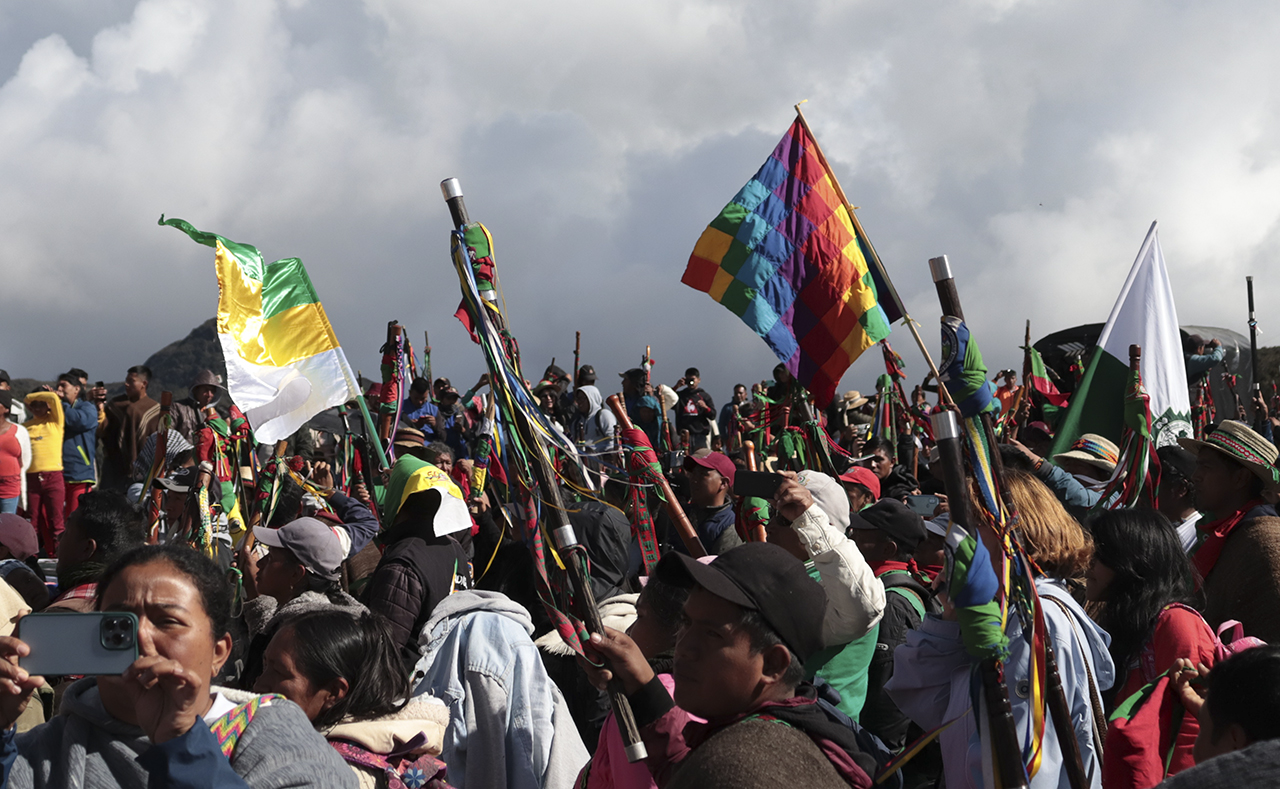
[862,570,932,748]
[1202,509,1280,643]
[569,500,632,602]
[362,536,473,664]
[879,466,920,502]
[675,387,715,436]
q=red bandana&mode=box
[1192,499,1266,581]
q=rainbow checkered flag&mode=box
[682,115,903,407]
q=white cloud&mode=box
[1,0,1279,399]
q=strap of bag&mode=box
[1044,594,1108,752]
[208,693,285,757]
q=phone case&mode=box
[733,471,784,499]
[17,612,139,676]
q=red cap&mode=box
[838,466,881,499]
[683,451,736,486]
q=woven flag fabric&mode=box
[161,216,360,443]
[682,118,895,406]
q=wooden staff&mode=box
[608,395,707,557]
[147,391,174,543]
[1016,319,1032,437]
[1248,276,1260,395]
[378,322,402,447]
[741,440,768,543]
[424,330,433,395]
[930,254,1086,789]
[443,178,647,762]
[573,331,581,389]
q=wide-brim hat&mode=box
[1053,433,1119,476]
[532,378,558,396]
[840,390,869,410]
[1179,420,1280,489]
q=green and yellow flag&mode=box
[161,216,359,443]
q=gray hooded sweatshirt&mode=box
[8,677,355,788]
[412,589,589,789]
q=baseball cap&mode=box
[254,517,347,582]
[926,511,951,538]
[654,542,827,661]
[620,368,646,383]
[683,451,736,487]
[0,514,38,561]
[577,365,597,384]
[848,498,926,553]
[838,466,882,500]
[153,466,198,493]
[797,470,850,532]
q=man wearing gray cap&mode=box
[240,516,366,688]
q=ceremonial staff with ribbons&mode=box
[929,254,1088,789]
[441,177,648,763]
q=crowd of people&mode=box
[0,347,1276,789]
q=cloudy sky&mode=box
[2,0,1277,403]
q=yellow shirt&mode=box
[23,392,64,473]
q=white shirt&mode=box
[1177,511,1202,553]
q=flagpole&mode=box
[792,103,953,408]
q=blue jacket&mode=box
[1035,461,1102,518]
[401,397,441,442]
[885,578,1115,789]
[61,399,99,484]
[411,590,588,789]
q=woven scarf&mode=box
[1192,499,1265,580]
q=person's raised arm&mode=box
[774,472,885,644]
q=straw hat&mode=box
[1053,433,1120,476]
[840,390,869,410]
[1178,420,1280,489]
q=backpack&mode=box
[1104,604,1267,785]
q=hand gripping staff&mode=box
[930,255,1088,789]
[606,394,707,558]
[441,178,648,763]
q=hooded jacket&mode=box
[4,677,356,788]
[411,589,589,789]
[60,397,99,484]
[570,386,617,454]
[886,577,1115,789]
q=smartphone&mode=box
[94,381,104,388]
[17,612,139,676]
[905,494,940,517]
[733,470,785,499]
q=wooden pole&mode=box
[573,331,581,390]
[793,102,953,408]
[742,440,768,543]
[609,395,707,557]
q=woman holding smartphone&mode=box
[0,543,355,788]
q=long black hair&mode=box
[1088,509,1199,677]
[282,609,409,730]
